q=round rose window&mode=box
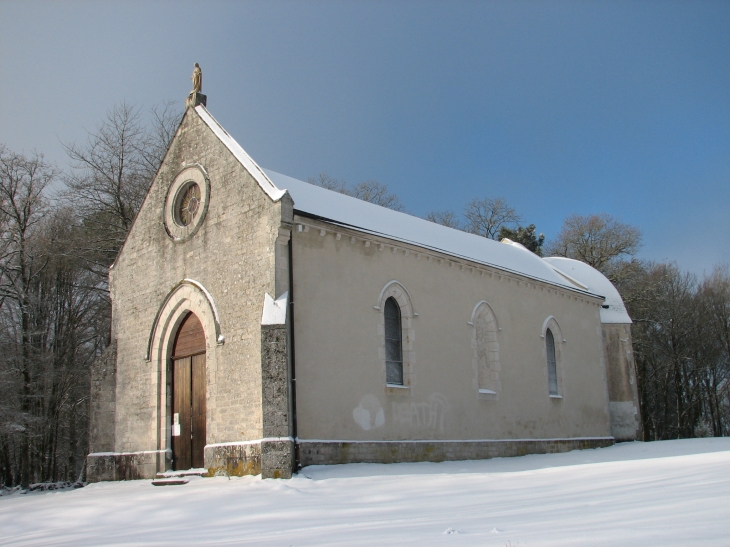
[164,165,210,242]
[176,182,201,226]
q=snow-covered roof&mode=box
[196,105,613,301]
[265,170,604,296]
[542,257,632,324]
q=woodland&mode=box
[0,102,727,488]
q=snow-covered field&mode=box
[1,439,728,546]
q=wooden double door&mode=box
[171,313,206,470]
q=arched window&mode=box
[546,328,559,396]
[384,297,403,385]
[472,301,500,398]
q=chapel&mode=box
[86,83,641,481]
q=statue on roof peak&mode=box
[191,63,202,93]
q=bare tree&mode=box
[0,146,56,486]
[0,102,182,488]
[350,180,403,211]
[618,260,730,440]
[425,210,462,229]
[463,197,521,239]
[308,172,404,211]
[697,266,730,436]
[307,172,348,194]
[139,100,184,180]
[62,101,182,271]
[546,213,641,272]
[63,103,148,247]
[0,148,105,487]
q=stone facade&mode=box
[88,105,293,480]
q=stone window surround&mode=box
[469,300,501,401]
[541,315,566,400]
[147,280,222,471]
[375,280,416,396]
[163,164,211,243]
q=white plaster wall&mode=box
[292,217,612,442]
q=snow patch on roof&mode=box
[542,257,632,324]
[194,106,286,201]
[262,292,288,326]
[265,169,600,294]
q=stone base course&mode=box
[261,439,295,479]
[87,438,610,481]
[205,443,262,477]
[86,451,162,482]
[298,438,614,466]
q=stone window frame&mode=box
[469,301,501,401]
[541,316,565,400]
[375,280,416,395]
[163,164,211,243]
[148,280,221,472]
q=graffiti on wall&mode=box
[392,393,449,433]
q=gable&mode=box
[113,105,289,270]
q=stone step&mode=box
[151,478,190,486]
[156,468,208,478]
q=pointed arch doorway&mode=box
[171,312,207,470]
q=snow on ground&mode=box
[1,439,729,546]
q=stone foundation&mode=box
[86,451,163,482]
[88,438,611,481]
[299,437,614,466]
[205,442,262,477]
[261,439,295,479]
[204,438,295,478]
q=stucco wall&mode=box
[107,108,287,459]
[291,216,613,443]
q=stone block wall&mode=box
[261,323,294,478]
[261,325,290,437]
[299,438,614,467]
[88,342,117,454]
[87,451,162,482]
[261,439,294,479]
[205,443,261,477]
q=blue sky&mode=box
[1,1,728,274]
